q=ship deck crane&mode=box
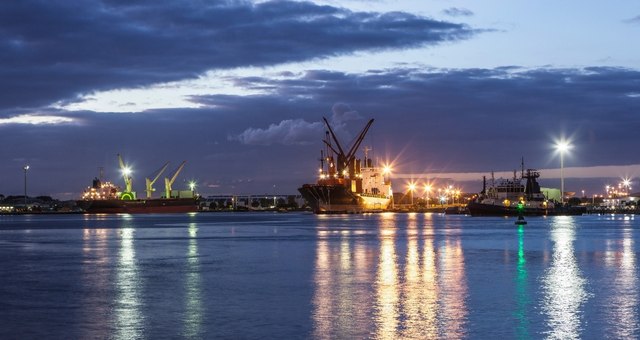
[118,154,134,199]
[322,117,374,176]
[145,162,169,198]
[165,161,186,199]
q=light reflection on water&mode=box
[542,217,588,340]
[183,223,203,338]
[115,227,144,340]
[6,213,640,338]
[375,224,398,340]
[437,238,467,339]
[603,224,638,338]
[312,221,375,339]
[515,225,530,340]
[81,228,111,339]
[313,213,468,339]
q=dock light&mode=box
[555,139,572,205]
[408,182,416,206]
[23,165,30,209]
[189,181,196,191]
[424,185,432,208]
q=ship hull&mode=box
[77,198,199,214]
[298,184,390,214]
[467,201,549,216]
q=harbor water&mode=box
[1,212,638,339]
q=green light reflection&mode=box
[515,225,529,340]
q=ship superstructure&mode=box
[298,117,392,213]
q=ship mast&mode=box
[363,146,371,167]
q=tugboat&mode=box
[467,162,554,216]
[298,117,392,214]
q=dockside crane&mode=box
[118,154,135,199]
[145,162,169,198]
[164,161,186,199]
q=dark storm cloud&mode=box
[442,8,474,17]
[200,66,640,171]
[2,65,638,197]
[0,0,475,112]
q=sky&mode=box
[1,0,639,199]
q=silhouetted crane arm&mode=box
[323,117,346,157]
[323,140,341,156]
[344,119,374,162]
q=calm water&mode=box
[1,212,638,339]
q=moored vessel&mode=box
[467,164,554,216]
[77,155,199,214]
[298,117,392,214]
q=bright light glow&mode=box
[122,167,132,176]
[189,181,197,191]
[555,140,572,153]
[424,185,432,192]
[408,182,416,192]
[383,165,392,175]
[0,114,74,125]
[23,165,30,171]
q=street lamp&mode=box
[622,178,632,194]
[424,184,432,208]
[23,165,30,209]
[408,182,416,207]
[555,140,572,205]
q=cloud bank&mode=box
[230,102,363,145]
[0,0,476,113]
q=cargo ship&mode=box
[467,164,554,216]
[77,155,199,214]
[298,117,392,214]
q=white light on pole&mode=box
[424,184,431,208]
[23,165,30,209]
[408,182,416,207]
[555,140,571,205]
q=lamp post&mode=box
[408,182,416,207]
[23,165,30,209]
[273,184,277,207]
[382,164,393,209]
[424,185,431,208]
[555,141,571,205]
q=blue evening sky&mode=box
[1,0,638,198]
